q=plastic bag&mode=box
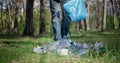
[33,46,43,53]
[63,0,89,22]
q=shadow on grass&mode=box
[0,32,53,39]
[1,41,43,48]
[71,30,120,39]
[0,33,21,39]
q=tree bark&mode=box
[39,0,46,34]
[110,0,115,30]
[76,22,82,31]
[95,0,100,29]
[23,0,34,36]
[118,15,120,30]
[115,0,120,29]
[101,0,107,31]
[84,0,90,31]
[1,9,4,32]
[13,0,19,33]
[7,0,14,32]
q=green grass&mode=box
[0,30,120,63]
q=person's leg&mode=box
[60,0,72,40]
[50,0,62,41]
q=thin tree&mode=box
[7,0,14,32]
[94,0,100,29]
[76,22,82,31]
[23,0,34,36]
[0,2,3,32]
[13,0,19,33]
[39,0,46,34]
[110,0,115,30]
[101,0,107,31]
[115,0,120,29]
[84,0,90,31]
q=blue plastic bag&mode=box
[63,0,89,22]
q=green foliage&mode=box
[70,22,77,32]
[33,9,40,35]
[17,14,25,34]
[106,15,119,29]
[33,9,51,35]
[114,15,119,29]
[44,9,52,33]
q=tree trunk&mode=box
[7,0,14,32]
[115,0,120,29]
[84,0,90,31]
[99,3,103,30]
[1,9,5,33]
[23,0,34,36]
[95,0,100,29]
[81,20,85,29]
[101,0,107,31]
[76,22,82,31]
[118,14,120,30]
[13,0,19,33]
[22,0,26,10]
[110,0,115,30]
[1,8,2,32]
[39,0,46,34]
[21,0,25,15]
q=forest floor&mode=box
[0,30,120,63]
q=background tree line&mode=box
[0,0,120,37]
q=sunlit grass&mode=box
[0,31,120,63]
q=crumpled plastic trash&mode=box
[57,48,69,55]
[94,42,106,54]
[33,40,105,56]
[48,39,71,52]
[33,46,43,53]
[68,42,93,56]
